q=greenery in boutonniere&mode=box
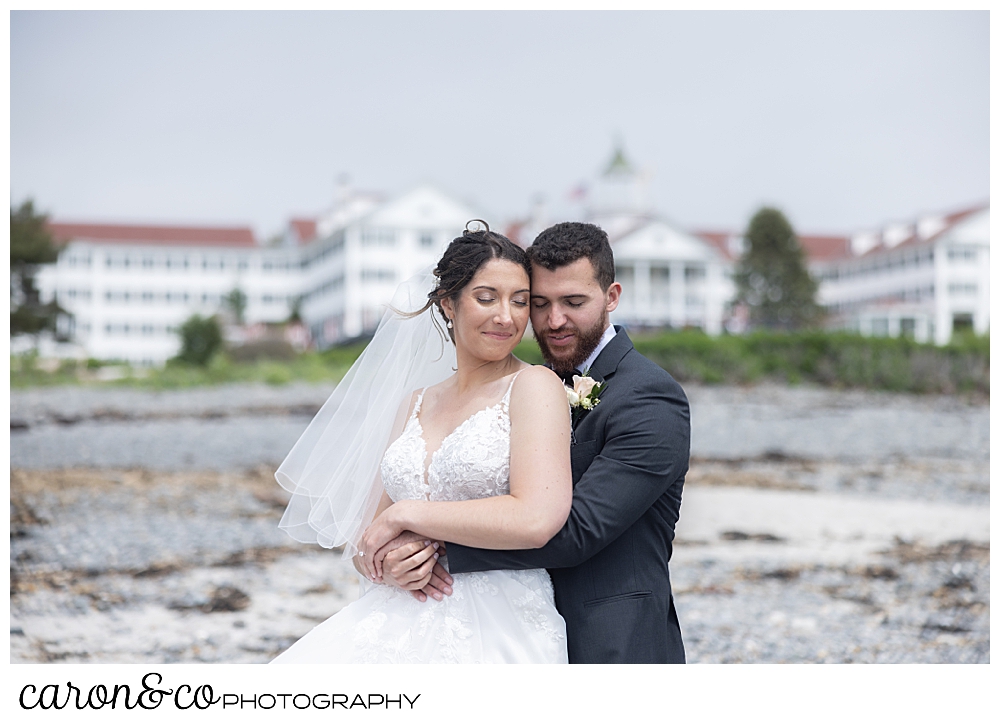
[565,372,603,424]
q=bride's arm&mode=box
[360,366,571,577]
[351,491,393,577]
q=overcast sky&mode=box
[10,10,989,240]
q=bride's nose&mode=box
[493,302,513,326]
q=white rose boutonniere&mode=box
[565,374,603,412]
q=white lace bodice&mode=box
[273,369,568,664]
[380,372,520,504]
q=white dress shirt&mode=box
[578,324,617,376]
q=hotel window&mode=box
[142,291,154,302]
[948,283,977,296]
[361,228,396,247]
[361,268,396,283]
[685,264,706,281]
[420,233,435,248]
[142,256,155,269]
[948,247,978,262]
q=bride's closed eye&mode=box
[475,295,528,307]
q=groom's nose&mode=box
[546,305,568,330]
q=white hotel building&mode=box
[33,153,988,365]
[36,185,478,364]
[690,202,991,345]
[810,203,990,345]
[508,148,990,343]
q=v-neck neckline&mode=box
[409,369,523,494]
[413,401,502,494]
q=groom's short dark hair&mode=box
[527,222,615,291]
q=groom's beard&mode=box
[534,310,608,374]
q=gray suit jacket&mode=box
[447,327,689,663]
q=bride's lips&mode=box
[483,331,513,340]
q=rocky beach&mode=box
[10,382,989,663]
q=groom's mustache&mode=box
[539,323,577,335]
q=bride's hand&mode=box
[359,501,417,579]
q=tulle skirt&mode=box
[271,565,567,664]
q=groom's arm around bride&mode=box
[448,326,690,664]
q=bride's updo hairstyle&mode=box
[405,220,530,344]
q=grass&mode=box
[9,343,368,390]
[11,331,989,395]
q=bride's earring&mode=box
[447,318,453,329]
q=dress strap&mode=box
[410,388,427,419]
[500,369,525,410]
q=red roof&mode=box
[693,231,738,260]
[855,201,990,259]
[797,234,852,262]
[943,202,989,227]
[47,222,258,248]
[695,230,851,262]
[289,218,318,245]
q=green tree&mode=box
[733,207,822,330]
[223,287,248,325]
[287,295,304,324]
[10,200,64,337]
[175,314,223,366]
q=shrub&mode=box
[631,329,988,395]
[174,315,223,366]
[228,339,297,363]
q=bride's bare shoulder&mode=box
[510,365,565,399]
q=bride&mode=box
[271,222,572,664]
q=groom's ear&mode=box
[604,282,622,313]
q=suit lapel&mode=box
[570,327,632,435]
[587,325,632,384]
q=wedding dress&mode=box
[271,373,569,664]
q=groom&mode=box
[384,222,689,664]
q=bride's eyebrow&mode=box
[472,286,530,294]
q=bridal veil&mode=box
[275,267,456,558]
